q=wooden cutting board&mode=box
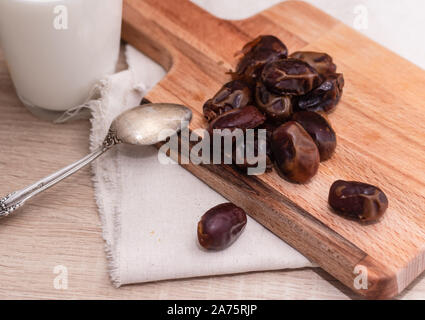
[122,0,425,299]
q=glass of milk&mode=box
[0,0,123,120]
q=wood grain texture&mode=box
[122,0,425,298]
[0,0,424,301]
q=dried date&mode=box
[328,180,388,222]
[261,59,322,96]
[203,80,252,122]
[255,81,293,122]
[208,105,266,133]
[233,131,273,173]
[271,121,320,183]
[198,203,247,250]
[296,73,345,113]
[234,35,288,81]
[289,51,337,76]
[292,111,337,161]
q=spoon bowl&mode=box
[111,103,192,145]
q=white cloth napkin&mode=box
[89,44,313,287]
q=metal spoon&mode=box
[0,103,192,218]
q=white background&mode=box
[192,0,425,70]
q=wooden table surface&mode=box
[0,48,424,300]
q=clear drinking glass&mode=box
[0,0,123,120]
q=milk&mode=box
[0,0,123,112]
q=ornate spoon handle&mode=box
[0,133,119,218]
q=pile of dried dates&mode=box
[199,35,388,232]
[203,35,344,183]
